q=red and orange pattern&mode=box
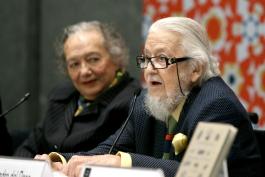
[143,0,265,128]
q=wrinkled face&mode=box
[64,30,119,100]
[144,30,192,100]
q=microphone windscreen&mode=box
[24,93,30,99]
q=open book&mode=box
[175,122,238,177]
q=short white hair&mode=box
[56,21,129,74]
[149,17,220,85]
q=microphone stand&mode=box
[108,89,141,154]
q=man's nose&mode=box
[145,61,158,76]
[146,60,156,70]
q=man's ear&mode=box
[191,62,203,83]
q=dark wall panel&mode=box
[0,0,142,132]
[0,1,32,130]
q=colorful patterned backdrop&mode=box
[142,0,265,128]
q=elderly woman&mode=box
[14,21,140,157]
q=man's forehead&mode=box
[144,31,183,54]
[146,30,182,45]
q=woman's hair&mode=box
[55,21,129,73]
[149,17,220,85]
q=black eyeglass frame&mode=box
[136,55,193,69]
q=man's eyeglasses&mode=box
[136,55,193,69]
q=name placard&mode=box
[0,156,53,177]
[80,165,165,177]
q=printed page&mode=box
[175,122,237,177]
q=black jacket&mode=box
[14,73,141,157]
[69,76,264,177]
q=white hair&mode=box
[149,17,220,85]
[56,21,129,73]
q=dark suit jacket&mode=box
[0,97,13,155]
[14,73,141,157]
[69,76,263,177]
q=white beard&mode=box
[144,72,190,123]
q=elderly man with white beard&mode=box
[35,17,264,177]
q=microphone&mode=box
[0,93,30,118]
[108,88,141,154]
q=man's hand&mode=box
[34,154,64,171]
[63,154,121,177]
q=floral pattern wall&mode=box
[142,0,265,128]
